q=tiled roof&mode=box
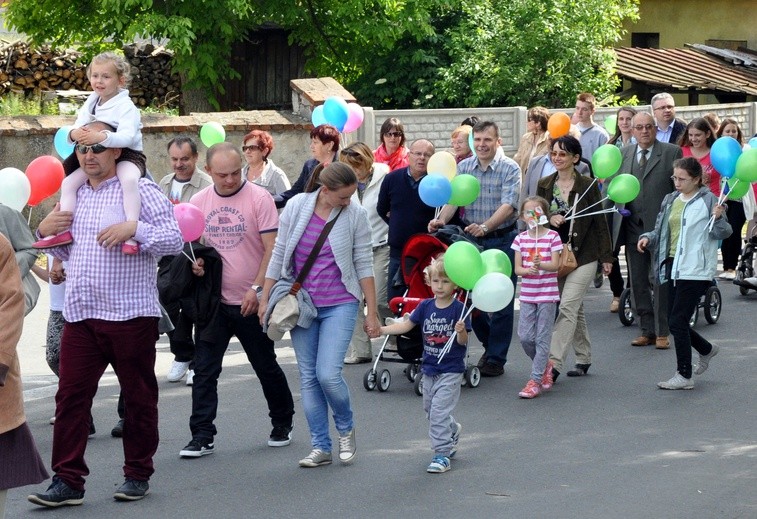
[615,45,757,96]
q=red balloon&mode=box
[26,155,65,206]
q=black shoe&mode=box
[567,363,591,377]
[476,354,488,369]
[593,265,604,288]
[113,478,149,501]
[89,420,96,439]
[28,477,85,508]
[179,438,214,458]
[111,419,124,438]
[479,362,504,377]
[268,422,294,447]
[552,368,560,384]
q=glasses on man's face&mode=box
[242,144,264,152]
[409,151,432,158]
[385,131,403,138]
[654,105,675,111]
[634,124,655,131]
[75,143,108,154]
[670,175,692,183]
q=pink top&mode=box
[191,181,279,305]
[682,147,719,196]
[512,229,563,304]
[295,213,355,307]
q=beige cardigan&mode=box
[513,131,551,175]
[0,233,26,435]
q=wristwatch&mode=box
[480,223,489,234]
[251,284,263,296]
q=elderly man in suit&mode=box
[615,112,683,349]
[652,93,687,145]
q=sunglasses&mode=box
[340,148,361,157]
[242,144,264,152]
[385,131,403,138]
[75,143,108,154]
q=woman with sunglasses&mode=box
[241,130,291,197]
[339,143,392,364]
[373,118,409,172]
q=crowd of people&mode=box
[1,65,754,512]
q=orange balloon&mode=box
[26,155,65,206]
[547,112,571,139]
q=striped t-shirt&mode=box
[511,229,563,304]
[295,212,356,307]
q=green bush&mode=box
[0,92,60,116]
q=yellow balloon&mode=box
[427,151,457,180]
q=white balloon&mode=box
[0,167,32,211]
[471,272,514,313]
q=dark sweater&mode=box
[376,167,436,256]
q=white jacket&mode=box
[71,89,143,150]
[351,163,389,248]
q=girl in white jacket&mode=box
[34,52,146,255]
[638,157,731,390]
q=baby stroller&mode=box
[733,224,757,295]
[363,234,481,395]
[618,281,721,327]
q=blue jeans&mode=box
[472,230,518,367]
[290,302,358,452]
[190,304,294,440]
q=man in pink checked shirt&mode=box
[28,121,184,508]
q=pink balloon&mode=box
[173,203,205,242]
[342,103,364,133]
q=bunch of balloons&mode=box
[312,96,364,133]
[0,155,65,211]
[443,241,514,312]
[710,136,757,202]
[419,151,481,208]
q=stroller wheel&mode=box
[413,372,423,396]
[619,288,634,326]
[377,369,391,392]
[704,286,721,324]
[363,369,377,391]
[465,366,481,388]
[405,363,418,382]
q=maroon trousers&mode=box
[52,317,159,491]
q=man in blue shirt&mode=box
[429,121,521,377]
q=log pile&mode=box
[0,40,180,109]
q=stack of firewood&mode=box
[0,40,180,109]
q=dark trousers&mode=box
[625,234,669,337]
[667,280,714,378]
[52,317,159,491]
[609,243,627,297]
[387,251,406,302]
[189,303,294,440]
[721,201,746,271]
[168,314,196,364]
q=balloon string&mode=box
[181,250,195,263]
[571,195,609,216]
[189,245,197,263]
[707,179,733,231]
[564,207,617,221]
[27,206,32,225]
[438,303,475,364]
[460,291,469,319]
[564,178,597,218]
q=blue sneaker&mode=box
[449,422,462,458]
[427,454,451,473]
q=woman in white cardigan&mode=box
[261,162,379,468]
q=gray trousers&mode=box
[518,301,557,382]
[422,372,462,456]
[625,236,669,337]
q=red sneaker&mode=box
[518,379,542,399]
[541,361,554,391]
[33,231,73,249]
[121,243,140,255]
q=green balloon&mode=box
[200,122,226,147]
[480,249,512,276]
[604,114,617,135]
[607,173,640,204]
[735,148,757,183]
[449,174,481,206]
[444,241,484,290]
[592,144,622,179]
[726,178,750,200]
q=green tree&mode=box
[350,0,639,109]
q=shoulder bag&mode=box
[557,199,578,278]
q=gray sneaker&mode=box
[694,345,719,375]
[657,372,694,390]
[298,449,332,468]
[338,429,356,463]
[113,479,149,501]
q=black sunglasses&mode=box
[75,143,108,154]
[340,148,361,157]
[385,131,403,138]
[242,144,264,152]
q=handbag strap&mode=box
[565,195,578,248]
[290,207,344,295]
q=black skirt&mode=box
[0,423,49,490]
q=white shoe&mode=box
[694,345,719,375]
[185,369,195,386]
[657,372,694,390]
[718,270,736,280]
[167,360,190,382]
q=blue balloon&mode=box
[748,137,757,149]
[54,126,74,158]
[312,105,328,127]
[468,131,474,151]
[419,175,452,208]
[322,96,349,132]
[710,136,742,179]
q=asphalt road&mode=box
[6,275,757,518]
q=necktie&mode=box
[639,148,648,170]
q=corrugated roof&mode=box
[615,46,757,96]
